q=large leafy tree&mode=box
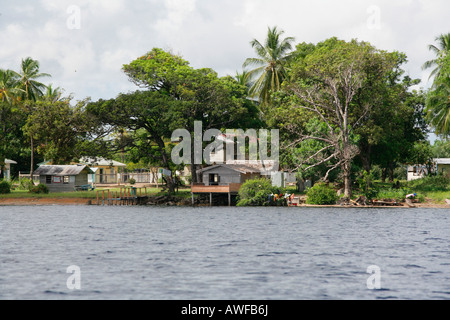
[432,139,450,158]
[23,97,89,164]
[243,26,295,106]
[280,38,419,196]
[89,48,260,192]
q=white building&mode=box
[2,159,17,181]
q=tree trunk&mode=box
[381,167,387,183]
[156,137,176,194]
[343,161,352,198]
[359,141,372,173]
[190,163,198,184]
[388,161,394,183]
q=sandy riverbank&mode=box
[0,198,93,206]
[0,197,449,208]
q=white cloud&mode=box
[1,0,449,101]
[155,0,197,33]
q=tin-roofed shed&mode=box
[34,165,94,192]
[198,164,263,186]
[3,159,17,181]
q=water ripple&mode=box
[0,206,449,300]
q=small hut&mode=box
[3,159,17,181]
[435,158,450,177]
[79,157,127,184]
[34,165,94,193]
[198,164,263,186]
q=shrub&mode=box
[306,183,338,205]
[18,178,34,191]
[129,178,136,185]
[356,170,377,199]
[376,188,410,202]
[406,174,450,192]
[0,180,11,194]
[237,178,285,207]
[29,184,49,194]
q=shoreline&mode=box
[0,197,449,208]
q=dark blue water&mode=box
[0,205,449,300]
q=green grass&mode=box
[371,178,450,204]
[422,191,450,203]
[0,187,170,199]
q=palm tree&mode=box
[16,57,50,101]
[422,33,450,81]
[15,57,50,182]
[235,70,251,88]
[243,26,295,105]
[426,76,450,138]
[44,84,63,102]
[0,69,22,104]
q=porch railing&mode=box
[91,173,161,185]
[18,172,40,183]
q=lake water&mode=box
[0,205,449,300]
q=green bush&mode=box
[18,178,34,191]
[356,170,377,199]
[376,188,410,202]
[129,178,136,185]
[405,174,450,192]
[29,184,49,194]
[237,178,286,207]
[306,183,338,205]
[0,180,11,194]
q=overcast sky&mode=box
[0,0,448,103]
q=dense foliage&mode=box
[237,178,285,206]
[29,183,49,194]
[1,29,448,199]
[305,183,338,205]
[0,180,11,194]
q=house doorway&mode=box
[99,168,104,183]
[209,174,220,185]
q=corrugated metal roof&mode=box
[198,164,262,174]
[34,165,93,176]
[80,157,127,167]
[198,161,279,174]
[435,158,450,165]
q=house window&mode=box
[46,176,52,184]
[209,174,220,185]
[63,176,70,184]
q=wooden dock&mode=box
[96,187,149,206]
[191,183,242,206]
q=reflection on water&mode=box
[0,206,449,300]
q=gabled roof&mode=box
[198,164,262,174]
[34,165,93,176]
[199,160,279,174]
[434,158,450,165]
[79,157,127,167]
